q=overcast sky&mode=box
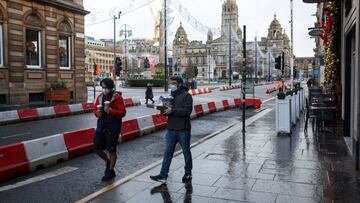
[84,0,316,57]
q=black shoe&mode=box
[182,174,192,183]
[104,161,110,175]
[150,175,167,183]
[102,169,115,182]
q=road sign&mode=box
[245,81,254,94]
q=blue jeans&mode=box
[160,130,192,178]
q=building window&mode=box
[0,24,3,67]
[29,92,44,103]
[59,35,71,69]
[26,29,41,68]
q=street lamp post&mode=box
[120,24,132,80]
[228,17,232,86]
[164,0,168,92]
[113,11,121,80]
[290,0,294,88]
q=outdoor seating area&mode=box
[305,87,337,134]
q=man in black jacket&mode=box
[150,76,193,183]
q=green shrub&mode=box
[286,90,293,96]
[49,80,67,90]
[277,92,286,100]
[128,79,165,87]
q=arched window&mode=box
[24,12,43,68]
[58,19,73,69]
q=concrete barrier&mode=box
[37,107,56,118]
[201,103,210,115]
[23,134,68,171]
[69,103,84,114]
[137,115,156,135]
[63,128,95,159]
[1,97,263,181]
[17,109,39,121]
[0,110,19,124]
[0,143,29,182]
[0,97,141,125]
[121,119,141,142]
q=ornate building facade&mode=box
[0,0,89,105]
[173,0,291,81]
[172,0,243,80]
[255,15,291,79]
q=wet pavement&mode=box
[87,106,360,203]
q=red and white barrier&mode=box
[0,97,141,125]
[23,134,68,171]
[266,87,277,94]
[63,128,95,159]
[220,85,241,91]
[137,115,156,135]
[0,97,263,182]
[188,88,212,96]
[0,143,29,182]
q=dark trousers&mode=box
[145,98,154,104]
[160,130,192,178]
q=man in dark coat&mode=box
[145,83,155,104]
[150,76,193,183]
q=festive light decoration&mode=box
[323,1,340,90]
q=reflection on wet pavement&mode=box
[91,109,360,203]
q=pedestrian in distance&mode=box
[278,80,284,93]
[93,78,126,181]
[145,83,155,104]
[150,76,193,183]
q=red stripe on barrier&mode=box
[194,104,204,117]
[152,114,167,130]
[121,119,141,142]
[17,109,39,121]
[82,102,95,111]
[123,98,134,106]
[63,128,95,159]
[234,98,242,107]
[198,89,203,95]
[222,100,230,109]
[53,105,71,116]
[0,143,29,182]
[207,102,217,113]
[191,89,196,95]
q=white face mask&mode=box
[102,88,111,95]
[169,84,178,92]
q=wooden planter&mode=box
[45,89,70,102]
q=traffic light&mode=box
[281,52,285,72]
[115,57,122,77]
[144,57,150,69]
[193,66,198,77]
[275,56,281,70]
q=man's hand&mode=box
[104,106,112,114]
[163,107,172,115]
[95,110,102,118]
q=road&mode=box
[0,84,276,146]
[0,105,274,203]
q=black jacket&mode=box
[167,88,193,131]
[146,87,154,99]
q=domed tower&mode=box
[221,0,240,36]
[268,14,283,40]
[173,22,189,46]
